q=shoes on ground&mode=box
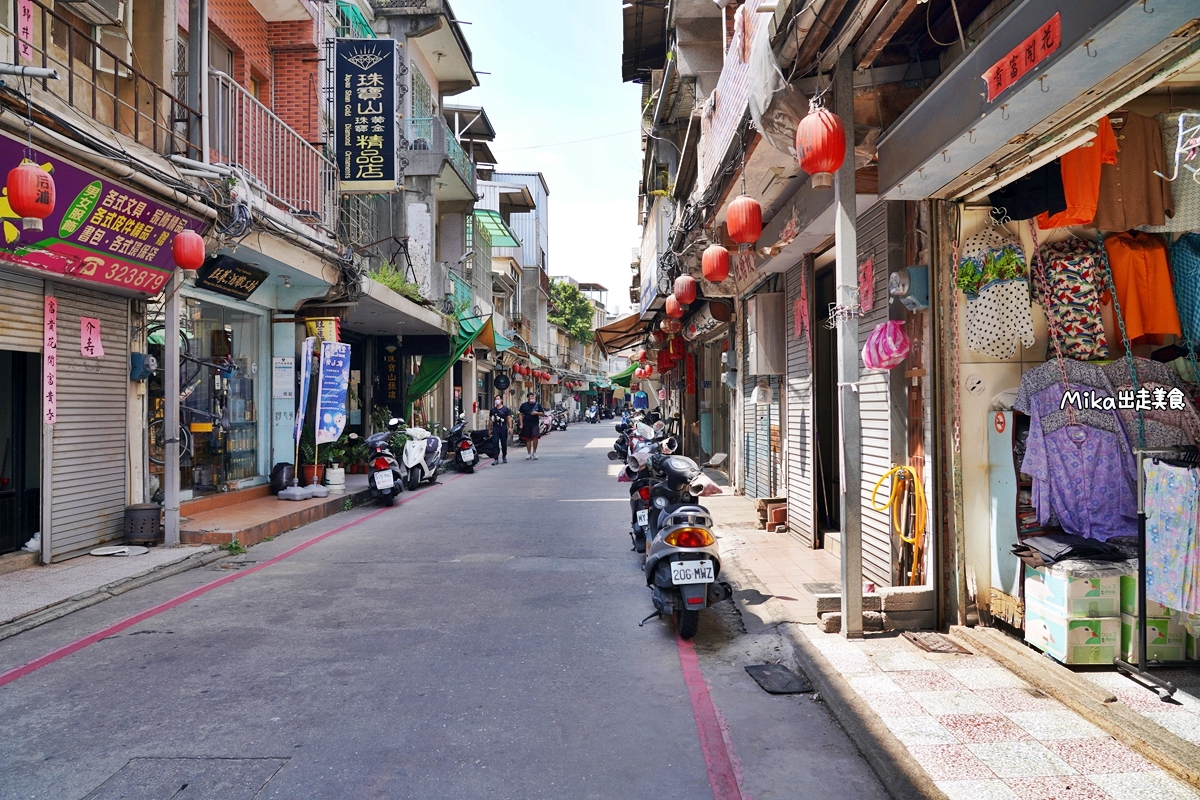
[533,454,539,460]
[503,458,508,463]
[492,460,499,466]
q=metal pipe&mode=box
[163,270,181,547]
[0,64,59,80]
[186,0,208,162]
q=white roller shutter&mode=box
[0,270,44,352]
[50,284,129,560]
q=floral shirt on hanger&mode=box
[1033,239,1110,360]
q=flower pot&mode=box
[301,464,325,486]
[325,467,346,494]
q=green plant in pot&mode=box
[298,427,325,486]
[323,435,348,468]
[346,434,371,473]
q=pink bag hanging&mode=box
[862,320,911,370]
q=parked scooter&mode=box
[586,404,599,423]
[401,422,443,490]
[352,423,403,507]
[552,406,569,431]
[443,414,479,474]
[636,452,730,638]
[470,428,500,461]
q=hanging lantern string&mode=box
[20,73,35,162]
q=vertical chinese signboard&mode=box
[335,39,399,193]
[43,296,56,424]
[983,13,1061,103]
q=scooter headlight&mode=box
[663,527,715,548]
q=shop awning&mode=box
[473,209,520,248]
[609,362,637,388]
[595,314,648,356]
[405,316,504,417]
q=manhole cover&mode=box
[84,757,289,799]
[745,664,813,694]
[903,631,973,654]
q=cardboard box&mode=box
[1118,575,1173,619]
[1025,600,1119,664]
[1121,614,1186,663]
[1024,564,1120,619]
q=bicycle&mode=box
[147,352,239,466]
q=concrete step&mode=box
[180,479,371,547]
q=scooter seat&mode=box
[657,504,712,530]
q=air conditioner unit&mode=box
[60,0,123,27]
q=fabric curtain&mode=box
[403,317,499,418]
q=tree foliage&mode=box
[548,280,595,344]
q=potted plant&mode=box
[347,434,370,473]
[298,428,325,486]
[324,435,348,492]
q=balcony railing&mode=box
[408,115,474,187]
[3,0,199,156]
[209,70,337,232]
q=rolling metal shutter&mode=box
[856,201,895,588]
[0,270,44,352]
[50,284,129,560]
[742,304,781,500]
[785,259,814,546]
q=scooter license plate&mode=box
[636,509,649,527]
[374,470,395,490]
[462,451,474,463]
[671,559,714,585]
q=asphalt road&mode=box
[0,425,886,800]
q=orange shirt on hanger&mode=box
[1103,231,1181,345]
[1037,117,1119,229]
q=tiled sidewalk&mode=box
[1082,670,1200,749]
[796,627,1200,800]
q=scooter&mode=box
[352,423,403,507]
[401,423,443,491]
[586,404,598,424]
[638,452,730,639]
[471,427,500,461]
[443,414,478,474]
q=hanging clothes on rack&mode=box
[989,160,1067,222]
[1171,233,1200,344]
[1094,111,1175,231]
[1038,117,1119,230]
[1103,231,1181,344]
[958,226,1035,359]
[1015,360,1138,541]
[1033,238,1110,360]
[1143,460,1200,614]
[1140,110,1200,234]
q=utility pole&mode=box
[164,271,180,547]
[834,48,863,639]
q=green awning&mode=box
[609,362,637,388]
[336,1,377,38]
[474,209,520,248]
[405,317,499,417]
[493,330,515,353]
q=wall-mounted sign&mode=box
[79,316,104,358]
[336,39,399,193]
[305,317,340,344]
[42,295,56,424]
[194,255,268,300]
[0,130,201,296]
[273,357,295,400]
[983,13,1060,103]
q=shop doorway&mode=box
[0,351,40,556]
[813,267,840,547]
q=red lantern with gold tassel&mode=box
[727,195,762,251]
[673,275,697,307]
[7,161,55,232]
[669,337,685,359]
[702,244,730,284]
[660,318,682,335]
[657,348,673,374]
[665,295,684,319]
[649,329,667,346]
[795,101,847,190]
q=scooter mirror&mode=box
[347,433,359,441]
[606,450,621,461]
[662,436,678,454]
[388,418,403,431]
[705,452,728,467]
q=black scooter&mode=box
[353,421,403,506]
[443,415,479,474]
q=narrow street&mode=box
[0,427,885,800]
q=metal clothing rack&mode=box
[1115,445,1200,698]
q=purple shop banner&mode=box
[0,129,202,296]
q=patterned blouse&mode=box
[1033,239,1110,360]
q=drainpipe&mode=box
[833,49,863,639]
[775,0,828,68]
[185,0,209,162]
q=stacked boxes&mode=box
[1024,564,1121,664]
[1118,573,1186,662]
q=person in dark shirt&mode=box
[518,392,544,460]
[489,394,511,465]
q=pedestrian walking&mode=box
[519,391,544,460]
[490,394,511,465]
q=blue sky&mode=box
[452,0,643,316]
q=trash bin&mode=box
[124,504,163,546]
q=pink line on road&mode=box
[676,634,750,800]
[0,468,483,689]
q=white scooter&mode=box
[401,423,444,491]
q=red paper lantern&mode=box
[660,318,682,334]
[7,161,55,232]
[172,229,206,271]
[727,195,762,249]
[665,295,684,319]
[795,103,846,190]
[702,244,730,284]
[673,275,697,306]
[649,329,667,346]
[657,349,673,373]
[669,337,685,358]
[637,348,648,364]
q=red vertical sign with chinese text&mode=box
[43,296,56,425]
